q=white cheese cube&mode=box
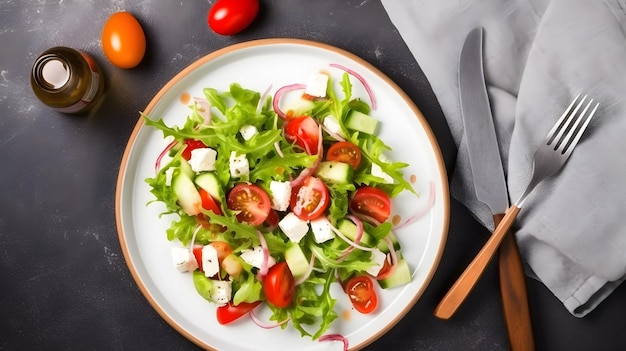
[201,244,220,278]
[310,217,334,243]
[164,167,175,187]
[239,124,258,141]
[305,72,329,98]
[189,147,217,173]
[269,180,291,211]
[240,245,276,269]
[210,280,232,306]
[366,249,388,277]
[278,212,310,243]
[323,115,346,138]
[229,151,249,178]
[171,247,198,272]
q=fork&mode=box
[434,94,599,319]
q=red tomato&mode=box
[199,188,222,215]
[290,176,330,220]
[326,141,362,169]
[227,183,271,226]
[192,245,204,272]
[349,187,392,223]
[208,0,259,36]
[181,139,207,160]
[216,301,261,325]
[263,262,296,308]
[344,275,378,314]
[284,116,320,155]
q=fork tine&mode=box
[560,100,599,156]
[546,93,583,145]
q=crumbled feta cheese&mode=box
[269,180,291,211]
[240,245,276,269]
[201,244,220,278]
[229,151,249,178]
[323,115,346,138]
[210,280,232,306]
[305,72,329,98]
[310,217,334,243]
[239,125,258,141]
[164,167,175,187]
[189,147,217,173]
[366,249,388,277]
[171,247,198,272]
[279,212,310,243]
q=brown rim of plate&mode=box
[115,38,450,351]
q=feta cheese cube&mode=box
[323,115,346,138]
[229,151,249,178]
[210,280,232,306]
[366,249,388,277]
[239,125,258,141]
[201,244,220,278]
[305,72,329,98]
[269,180,291,211]
[189,147,217,173]
[310,217,334,243]
[240,245,276,269]
[171,247,198,272]
[279,212,310,243]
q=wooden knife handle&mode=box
[497,213,535,351]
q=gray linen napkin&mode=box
[381,0,626,317]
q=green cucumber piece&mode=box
[172,171,201,215]
[378,256,411,289]
[376,231,401,254]
[315,161,353,184]
[285,243,309,281]
[336,219,376,248]
[345,110,379,135]
[194,172,223,201]
[179,158,195,179]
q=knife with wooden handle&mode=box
[433,27,535,350]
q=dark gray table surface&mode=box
[2,1,625,350]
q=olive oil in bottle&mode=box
[31,47,104,114]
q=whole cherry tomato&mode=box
[101,12,146,69]
[263,261,296,308]
[208,0,260,36]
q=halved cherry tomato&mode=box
[349,186,392,223]
[284,116,320,155]
[216,301,261,325]
[199,188,222,215]
[181,139,207,160]
[208,0,259,36]
[326,141,362,169]
[263,261,296,308]
[227,183,271,226]
[344,275,378,314]
[290,176,329,220]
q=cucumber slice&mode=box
[376,231,401,254]
[194,172,223,201]
[172,171,201,216]
[378,256,411,289]
[179,158,195,179]
[285,243,309,281]
[315,161,353,184]
[336,219,376,248]
[345,110,379,135]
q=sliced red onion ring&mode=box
[273,141,284,158]
[256,230,270,280]
[327,216,376,253]
[321,123,346,142]
[319,334,349,351]
[294,253,316,286]
[257,84,273,114]
[272,83,306,120]
[375,236,398,280]
[193,97,212,125]
[395,180,436,229]
[329,63,376,110]
[155,139,177,174]
[250,308,290,329]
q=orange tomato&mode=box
[101,12,146,69]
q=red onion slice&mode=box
[250,308,290,329]
[395,180,436,229]
[272,83,306,120]
[294,253,316,286]
[193,97,212,125]
[155,139,177,174]
[329,63,376,110]
[256,230,270,279]
[319,334,349,351]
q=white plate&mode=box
[116,39,449,351]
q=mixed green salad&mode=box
[143,65,422,346]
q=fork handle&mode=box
[497,214,535,351]
[434,205,521,319]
